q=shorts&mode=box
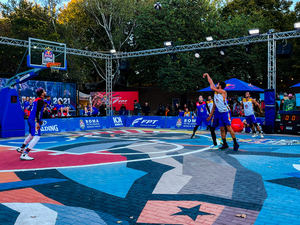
[246,115,257,125]
[196,116,208,127]
[219,111,231,127]
[28,120,41,136]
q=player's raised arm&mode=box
[203,73,225,94]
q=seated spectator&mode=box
[55,100,70,117]
[43,102,51,118]
[184,108,191,117]
[178,109,184,117]
[84,103,93,116]
[142,102,151,116]
[24,98,33,118]
[119,104,128,116]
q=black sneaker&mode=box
[233,143,239,151]
[219,144,229,150]
[191,134,195,139]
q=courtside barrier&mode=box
[25,116,265,134]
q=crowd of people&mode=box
[21,96,71,118]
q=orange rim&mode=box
[46,62,61,67]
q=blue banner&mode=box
[24,116,265,134]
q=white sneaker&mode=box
[252,133,258,138]
[210,145,219,150]
[20,154,34,161]
[16,147,24,153]
[260,133,264,138]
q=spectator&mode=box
[133,100,141,115]
[119,104,128,116]
[183,104,188,111]
[178,109,184,117]
[174,103,180,116]
[99,102,106,116]
[279,99,285,111]
[24,98,33,118]
[260,100,265,112]
[184,108,191,117]
[84,103,93,116]
[156,104,165,116]
[165,106,171,116]
[283,94,296,111]
[142,102,151,116]
[56,99,70,117]
[43,102,51,118]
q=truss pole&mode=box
[105,57,113,117]
[267,34,276,93]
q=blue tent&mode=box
[198,78,264,92]
[291,82,300,88]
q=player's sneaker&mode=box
[16,147,24,153]
[219,144,229,150]
[210,145,219,150]
[233,143,239,151]
[260,133,264,138]
[191,134,195,139]
[252,133,258,137]
[20,154,34,161]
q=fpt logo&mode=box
[131,118,159,127]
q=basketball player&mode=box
[207,96,213,113]
[191,95,209,138]
[242,92,264,138]
[203,73,239,151]
[16,88,46,160]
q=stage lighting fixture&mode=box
[164,41,173,47]
[206,36,213,41]
[220,50,225,56]
[110,49,116,54]
[195,53,200,58]
[248,29,260,35]
[294,22,300,30]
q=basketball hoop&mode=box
[47,62,61,73]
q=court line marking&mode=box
[0,146,211,172]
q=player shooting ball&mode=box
[203,73,239,151]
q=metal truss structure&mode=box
[1,29,300,115]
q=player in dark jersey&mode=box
[16,88,46,160]
[191,95,209,138]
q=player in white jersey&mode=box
[242,92,264,138]
[206,96,214,113]
[203,73,239,151]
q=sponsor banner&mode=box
[91,91,139,111]
[110,116,126,127]
[126,116,164,128]
[173,117,197,129]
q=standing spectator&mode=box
[156,104,165,116]
[24,98,33,118]
[279,99,285,111]
[260,100,265,112]
[99,102,106,116]
[283,94,296,111]
[119,104,128,116]
[184,108,191,117]
[174,103,180,116]
[165,106,171,116]
[178,109,184,117]
[142,102,151,116]
[133,100,141,115]
[183,104,188,111]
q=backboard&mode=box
[27,38,67,71]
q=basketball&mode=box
[231,118,244,132]
[154,2,162,10]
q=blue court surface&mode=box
[0,128,299,225]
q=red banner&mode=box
[91,92,139,111]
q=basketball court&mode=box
[0,129,299,225]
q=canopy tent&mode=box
[290,82,300,88]
[198,78,264,92]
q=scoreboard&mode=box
[277,111,300,135]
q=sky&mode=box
[0,0,298,10]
